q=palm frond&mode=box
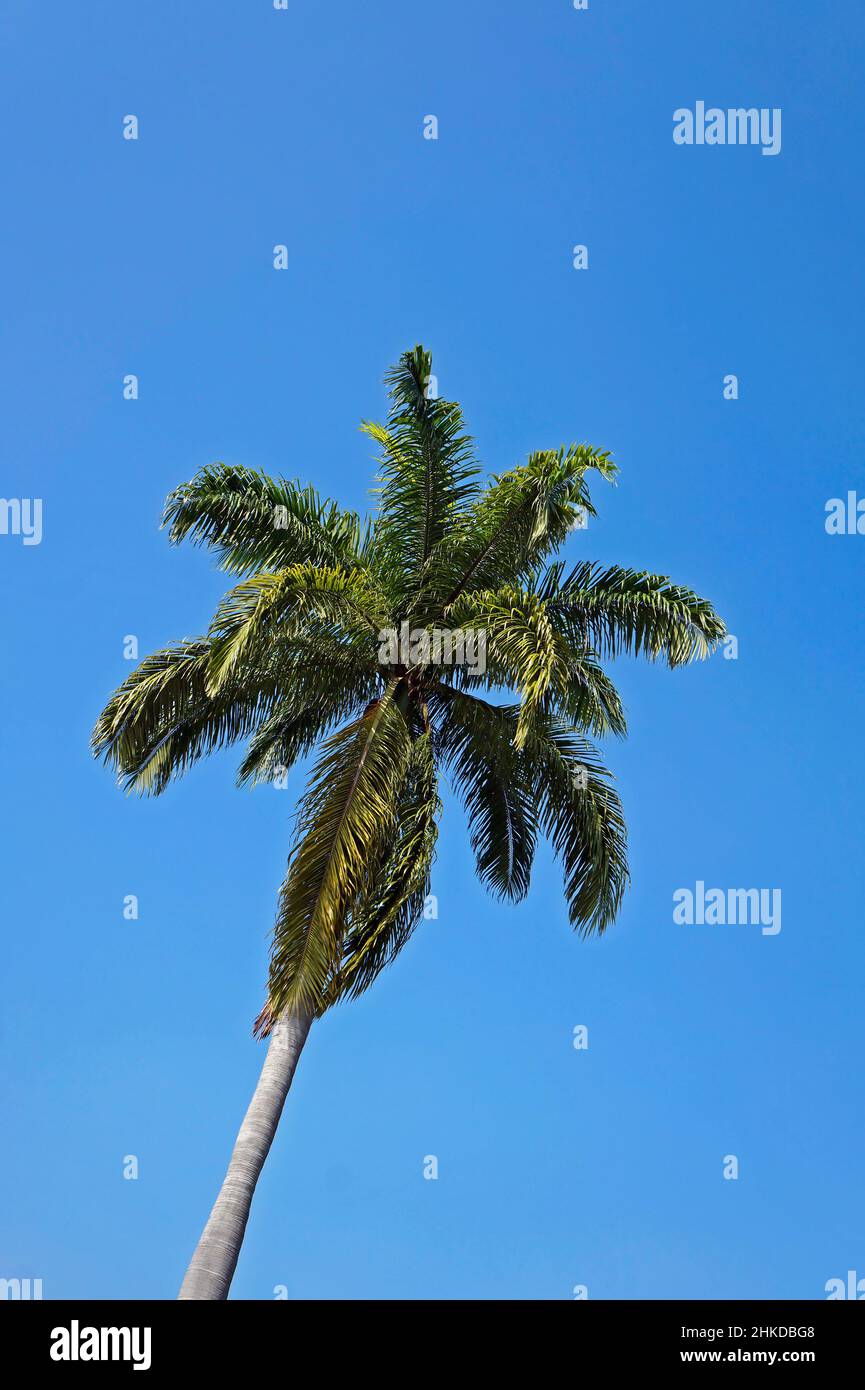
[163,464,362,575]
[322,731,440,1005]
[538,562,726,665]
[429,686,537,901]
[236,645,381,786]
[206,563,388,691]
[418,444,615,619]
[260,684,413,1023]
[91,640,279,795]
[365,345,480,607]
[521,714,629,934]
[446,586,626,745]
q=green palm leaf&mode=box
[416,444,615,621]
[430,687,537,901]
[538,561,726,665]
[365,345,480,607]
[260,683,413,1022]
[206,563,388,691]
[323,731,440,1005]
[163,463,362,575]
[521,714,629,934]
[91,640,279,795]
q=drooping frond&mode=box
[235,642,381,787]
[163,464,362,576]
[521,715,629,934]
[259,684,413,1024]
[446,586,627,745]
[538,562,726,666]
[429,687,537,901]
[428,687,627,930]
[322,731,440,1005]
[91,640,280,795]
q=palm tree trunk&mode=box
[178,1009,313,1300]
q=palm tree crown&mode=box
[92,346,725,1031]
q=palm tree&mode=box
[92,346,725,1300]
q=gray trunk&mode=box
[178,1010,313,1300]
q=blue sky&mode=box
[2,0,863,1300]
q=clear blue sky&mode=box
[2,0,863,1300]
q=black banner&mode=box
[2,1299,860,1374]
